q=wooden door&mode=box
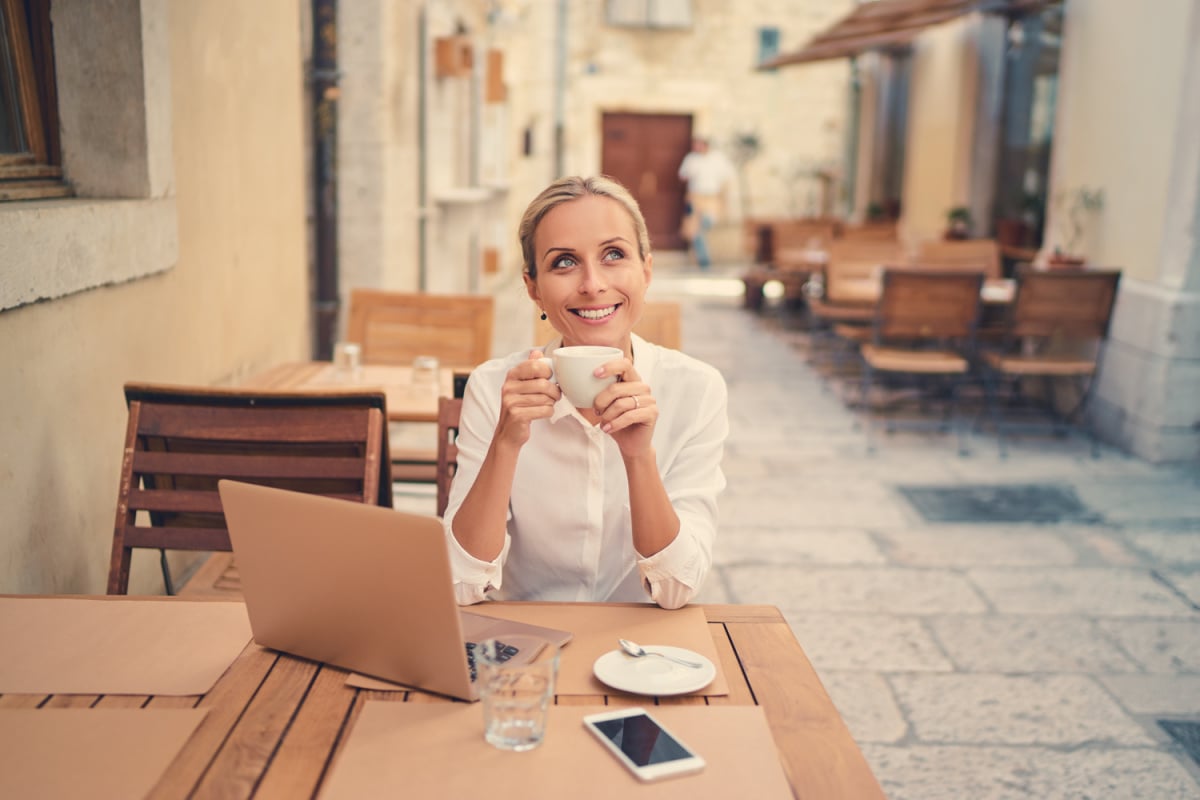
[600,113,693,250]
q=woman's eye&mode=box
[602,248,625,262]
[550,255,577,269]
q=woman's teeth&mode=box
[573,305,618,320]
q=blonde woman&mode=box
[443,176,728,609]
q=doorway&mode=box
[600,112,693,251]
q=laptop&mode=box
[217,479,573,701]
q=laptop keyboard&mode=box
[465,640,520,681]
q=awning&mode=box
[758,0,1047,69]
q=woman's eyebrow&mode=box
[541,246,575,260]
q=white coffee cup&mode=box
[538,345,622,408]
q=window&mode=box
[0,0,69,200]
[758,27,780,68]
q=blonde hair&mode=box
[518,175,652,278]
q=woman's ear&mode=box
[642,252,653,287]
[523,271,539,303]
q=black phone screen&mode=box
[592,713,693,767]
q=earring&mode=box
[540,310,547,320]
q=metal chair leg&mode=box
[159,549,175,596]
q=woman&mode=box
[443,176,728,609]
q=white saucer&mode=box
[592,646,716,696]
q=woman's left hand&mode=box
[593,358,656,458]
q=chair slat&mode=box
[123,525,231,551]
[137,404,371,442]
[131,451,370,480]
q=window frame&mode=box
[0,0,69,200]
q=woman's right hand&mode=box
[495,349,560,447]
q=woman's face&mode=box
[524,194,652,356]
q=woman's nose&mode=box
[576,262,608,294]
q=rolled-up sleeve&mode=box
[637,368,728,609]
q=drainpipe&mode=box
[553,0,567,178]
[311,0,339,359]
[417,6,429,291]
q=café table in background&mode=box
[243,361,457,423]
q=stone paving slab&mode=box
[890,674,1155,745]
[877,527,1080,567]
[726,566,989,614]
[860,744,1200,800]
[967,567,1196,617]
[930,616,1141,673]
[819,671,908,744]
[1094,619,1200,672]
[712,528,886,566]
[786,613,953,672]
[1099,674,1200,714]
[1123,531,1200,566]
[1161,570,1200,607]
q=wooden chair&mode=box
[858,269,985,454]
[533,301,683,350]
[436,396,463,518]
[807,240,907,374]
[980,267,1121,456]
[108,382,392,596]
[911,238,1002,280]
[347,289,490,484]
[347,289,494,369]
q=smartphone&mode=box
[582,707,706,782]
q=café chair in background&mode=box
[911,238,1003,280]
[857,269,985,455]
[347,289,490,486]
[980,267,1122,457]
[108,382,392,595]
[806,239,906,376]
[347,289,494,369]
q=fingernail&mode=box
[602,423,613,433]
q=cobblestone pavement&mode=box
[434,258,1200,799]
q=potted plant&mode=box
[945,206,972,240]
[1048,186,1104,267]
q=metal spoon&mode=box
[618,638,704,669]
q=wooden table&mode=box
[244,361,457,423]
[1,600,885,799]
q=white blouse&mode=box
[443,334,728,608]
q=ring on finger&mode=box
[632,395,641,409]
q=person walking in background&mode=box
[677,137,734,269]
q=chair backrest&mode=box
[824,240,907,302]
[911,238,1002,280]
[838,221,898,241]
[1008,267,1121,340]
[108,382,392,594]
[436,396,464,517]
[533,300,683,350]
[874,269,984,342]
[347,289,494,369]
